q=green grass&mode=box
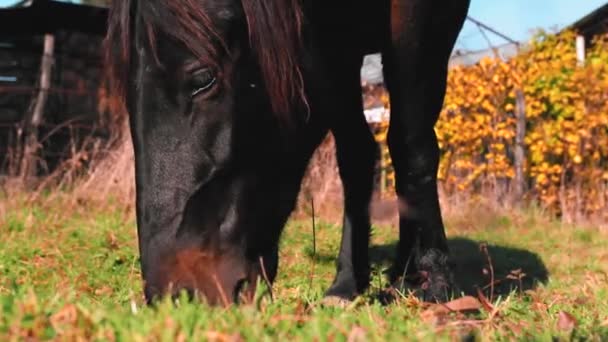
[1,197,607,341]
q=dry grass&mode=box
[3,121,607,233]
[69,130,135,205]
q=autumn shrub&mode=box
[373,30,608,223]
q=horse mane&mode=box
[104,0,305,118]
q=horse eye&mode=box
[190,69,217,97]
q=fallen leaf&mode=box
[557,311,577,331]
[532,302,548,312]
[506,321,526,336]
[294,299,309,316]
[205,331,243,342]
[434,296,482,314]
[106,232,119,250]
[24,212,35,229]
[420,309,448,326]
[320,295,352,309]
[94,286,113,296]
[50,304,78,333]
[175,332,187,342]
[421,296,482,326]
[476,288,494,312]
[347,326,366,342]
[573,297,588,306]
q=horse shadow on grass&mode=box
[378,238,548,297]
[310,237,549,297]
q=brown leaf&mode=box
[532,301,548,312]
[175,333,187,342]
[557,311,577,331]
[574,297,588,306]
[50,304,78,333]
[436,296,482,314]
[24,212,35,229]
[506,321,527,336]
[347,326,366,342]
[421,296,482,326]
[420,309,448,326]
[205,331,243,342]
[294,300,309,316]
[94,286,113,296]
[476,288,495,312]
[106,232,119,250]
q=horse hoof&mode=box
[390,271,454,304]
[320,296,353,308]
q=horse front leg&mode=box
[383,0,470,302]
[322,59,378,304]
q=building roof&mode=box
[449,41,522,67]
[0,0,108,35]
[568,3,608,39]
[361,54,383,85]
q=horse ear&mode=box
[240,0,306,119]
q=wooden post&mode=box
[20,33,55,186]
[576,35,585,66]
[380,151,386,197]
[513,89,526,204]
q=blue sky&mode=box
[1,0,606,52]
[458,0,607,51]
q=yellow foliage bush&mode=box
[372,30,608,221]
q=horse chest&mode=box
[303,0,390,55]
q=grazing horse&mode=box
[105,0,470,305]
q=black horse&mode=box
[105,0,470,306]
